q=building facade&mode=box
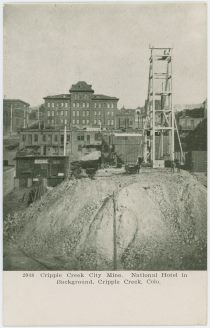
[116,108,136,130]
[15,155,69,188]
[3,99,30,136]
[116,106,146,130]
[19,127,102,160]
[178,107,205,132]
[43,94,71,129]
[43,81,119,130]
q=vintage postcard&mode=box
[2,2,208,326]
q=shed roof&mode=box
[3,99,30,106]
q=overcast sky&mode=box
[3,3,207,108]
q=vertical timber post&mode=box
[152,48,156,166]
[170,49,175,161]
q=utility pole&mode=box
[24,108,26,128]
[38,106,40,129]
[64,123,67,156]
[10,104,13,135]
[113,191,117,270]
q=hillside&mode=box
[4,169,207,270]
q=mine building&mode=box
[115,108,136,130]
[19,128,71,156]
[177,106,206,136]
[19,127,102,159]
[15,155,69,188]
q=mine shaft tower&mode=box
[144,47,174,167]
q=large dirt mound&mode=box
[6,170,207,270]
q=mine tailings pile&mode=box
[4,170,207,270]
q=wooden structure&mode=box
[144,47,174,167]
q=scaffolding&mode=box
[144,47,174,167]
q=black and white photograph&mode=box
[3,2,207,273]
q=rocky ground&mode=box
[3,168,207,270]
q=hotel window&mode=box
[61,119,64,124]
[111,120,114,125]
[99,103,101,108]
[48,135,52,143]
[94,103,97,108]
[34,134,38,142]
[65,111,68,116]
[61,110,64,116]
[108,119,110,125]
[107,103,110,108]
[28,135,32,145]
[82,120,85,124]
[61,103,64,107]
[107,111,110,115]
[95,133,101,141]
[65,103,68,108]
[94,119,97,124]
[73,102,76,108]
[67,134,70,142]
[72,119,75,124]
[86,119,89,124]
[83,111,85,117]
[76,103,79,108]
[47,111,50,117]
[52,119,54,124]
[111,103,114,108]
[111,112,114,116]
[54,135,58,142]
[98,120,101,124]
[52,103,55,108]
[83,103,85,108]
[47,119,50,124]
[77,111,79,117]
[65,119,67,124]
[104,103,106,108]
[77,119,79,124]
[87,103,89,108]
[86,111,89,116]
[73,111,75,117]
[52,111,55,116]
[94,111,97,116]
[42,135,46,142]
[47,103,50,108]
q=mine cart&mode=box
[125,164,139,174]
[70,151,101,178]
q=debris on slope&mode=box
[4,170,207,270]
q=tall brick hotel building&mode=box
[43,81,119,130]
